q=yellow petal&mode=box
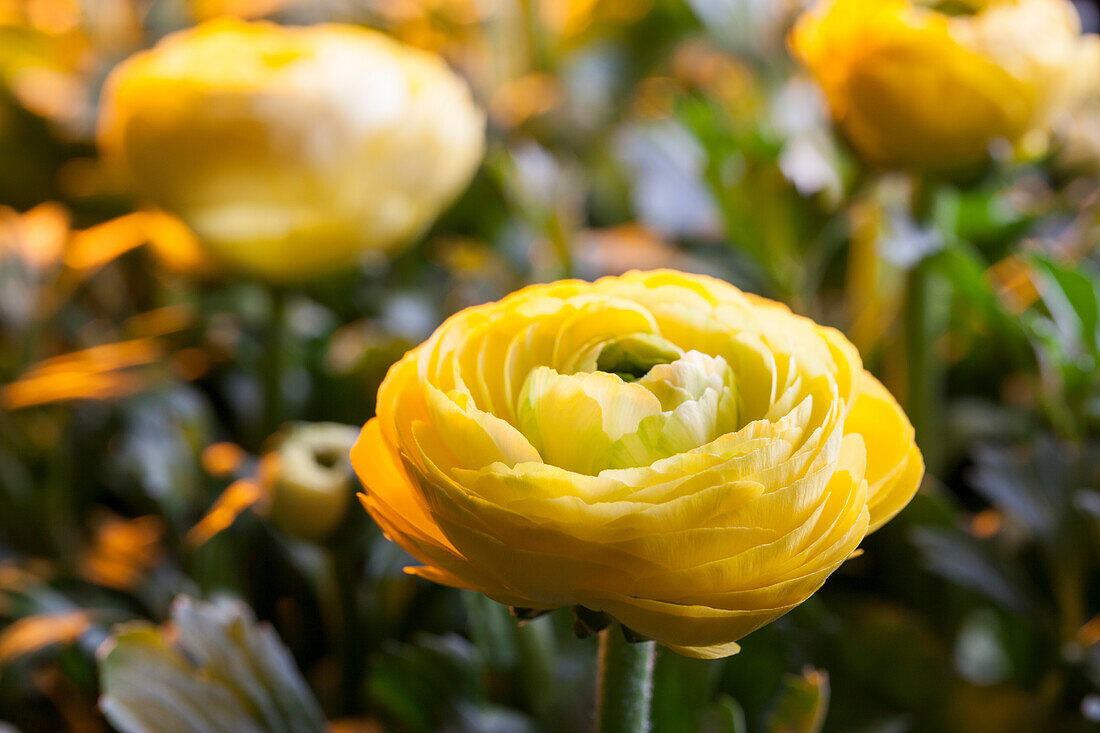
[845,372,924,531]
[517,368,661,474]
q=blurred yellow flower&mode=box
[790,0,1100,173]
[352,270,923,658]
[97,18,485,283]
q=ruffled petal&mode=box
[845,371,924,531]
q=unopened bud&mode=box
[263,422,359,541]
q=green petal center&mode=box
[516,339,741,475]
[595,334,683,382]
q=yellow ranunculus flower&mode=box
[97,18,485,283]
[352,270,922,658]
[790,0,1099,173]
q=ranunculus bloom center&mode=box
[517,340,740,475]
[594,334,681,381]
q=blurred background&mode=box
[2,0,1100,731]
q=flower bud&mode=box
[264,422,360,541]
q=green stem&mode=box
[547,212,575,279]
[595,624,656,733]
[517,615,556,724]
[262,286,288,440]
[331,546,364,716]
[903,259,946,474]
[517,0,547,71]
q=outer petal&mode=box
[352,419,540,607]
[845,372,924,531]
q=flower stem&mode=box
[517,615,556,724]
[331,545,364,716]
[547,212,574,279]
[262,285,288,440]
[595,624,656,733]
[903,259,945,473]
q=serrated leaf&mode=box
[98,596,325,733]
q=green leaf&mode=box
[367,633,487,733]
[765,668,830,733]
[699,695,748,733]
[969,443,1060,538]
[463,592,519,672]
[651,648,725,732]
[931,181,1032,248]
[1028,254,1100,356]
[910,527,1037,616]
[98,596,325,733]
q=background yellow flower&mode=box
[98,18,485,282]
[790,0,1100,172]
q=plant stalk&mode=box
[595,624,656,733]
[903,259,945,473]
[262,286,288,441]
